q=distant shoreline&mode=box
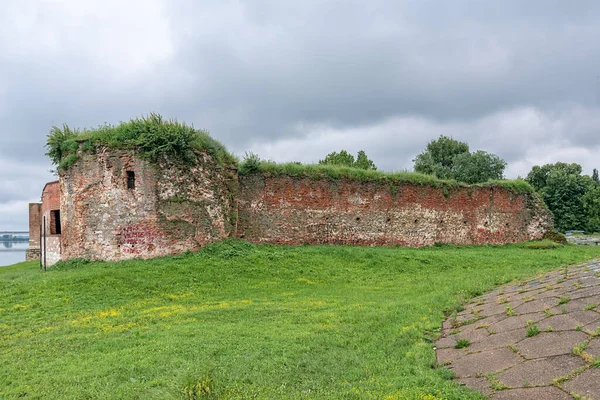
[0,238,29,242]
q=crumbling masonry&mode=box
[29,147,553,266]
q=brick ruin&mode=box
[237,174,552,247]
[28,181,62,266]
[29,148,553,266]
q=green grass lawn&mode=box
[2,241,600,399]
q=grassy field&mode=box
[2,241,600,399]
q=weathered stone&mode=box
[468,329,526,352]
[561,368,600,399]
[59,150,238,262]
[456,377,494,395]
[487,313,545,334]
[448,348,522,377]
[537,314,584,332]
[585,338,600,358]
[491,387,572,400]
[515,331,590,359]
[436,347,468,364]
[438,262,600,398]
[513,299,556,314]
[236,174,552,247]
[496,355,585,387]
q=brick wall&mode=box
[37,182,63,266]
[56,150,553,262]
[236,174,552,246]
[59,148,237,261]
[41,181,60,216]
[29,202,42,247]
[27,203,41,258]
[40,236,61,266]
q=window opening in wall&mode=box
[50,210,61,235]
[127,171,136,190]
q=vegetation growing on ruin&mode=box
[45,113,236,170]
[239,156,536,194]
[46,116,533,196]
[2,241,600,399]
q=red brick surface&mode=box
[59,149,237,261]
[236,175,552,247]
[28,203,41,248]
[52,149,552,262]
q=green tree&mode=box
[452,151,507,184]
[525,162,583,192]
[319,150,377,170]
[413,135,506,183]
[583,186,600,233]
[413,135,469,179]
[354,150,377,170]
[592,168,599,186]
[526,162,594,232]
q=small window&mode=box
[127,171,135,190]
[50,210,61,235]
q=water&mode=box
[0,241,29,267]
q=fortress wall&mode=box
[59,149,237,261]
[236,174,552,247]
[56,149,552,262]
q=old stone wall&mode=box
[56,149,553,262]
[41,236,61,266]
[59,148,237,261]
[40,181,62,266]
[41,181,60,216]
[236,174,552,247]
[26,203,41,261]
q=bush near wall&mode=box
[46,113,236,170]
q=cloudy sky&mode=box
[2,1,600,230]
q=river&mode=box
[0,241,29,267]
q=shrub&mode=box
[542,229,567,244]
[45,113,236,170]
[524,240,563,249]
[238,152,262,175]
[238,160,535,194]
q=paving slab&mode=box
[561,367,600,400]
[437,259,600,398]
[570,285,600,300]
[435,347,468,364]
[468,329,526,352]
[448,347,522,377]
[569,310,600,326]
[513,298,557,314]
[487,312,545,334]
[456,377,494,396]
[582,319,600,334]
[516,331,590,359]
[537,313,582,331]
[495,354,585,387]
[491,386,573,400]
[548,297,597,314]
[585,337,600,358]
[458,314,505,333]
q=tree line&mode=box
[318,135,599,233]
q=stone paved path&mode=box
[436,259,600,399]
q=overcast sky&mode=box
[2,1,600,230]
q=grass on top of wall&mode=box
[46,113,237,170]
[2,240,600,399]
[239,160,536,194]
